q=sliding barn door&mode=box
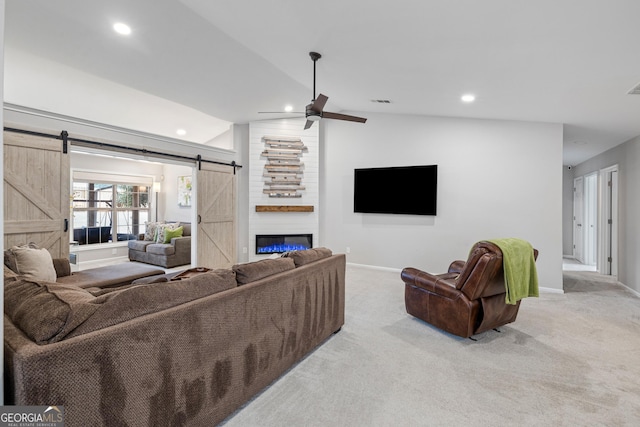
[4,131,70,258]
[196,163,236,269]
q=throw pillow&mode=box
[156,222,181,243]
[4,279,98,344]
[144,221,165,241]
[7,244,57,282]
[162,226,184,244]
[4,242,38,273]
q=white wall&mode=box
[235,124,250,263]
[573,135,640,293]
[320,112,564,291]
[248,119,319,261]
[161,163,195,222]
[4,47,232,145]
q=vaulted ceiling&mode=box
[5,0,640,164]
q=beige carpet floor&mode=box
[222,265,640,426]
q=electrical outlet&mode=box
[346,247,351,254]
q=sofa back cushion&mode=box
[4,279,98,344]
[5,269,237,344]
[65,269,237,339]
[283,247,333,267]
[232,257,296,285]
[4,244,57,282]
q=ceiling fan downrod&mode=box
[309,52,321,101]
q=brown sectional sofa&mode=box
[4,248,345,426]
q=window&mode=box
[72,172,152,245]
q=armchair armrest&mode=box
[401,267,462,300]
[448,260,466,274]
[52,258,71,278]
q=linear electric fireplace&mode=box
[256,234,313,254]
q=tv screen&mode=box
[354,165,437,215]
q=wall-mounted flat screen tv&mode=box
[354,165,437,215]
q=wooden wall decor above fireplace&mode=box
[261,136,308,198]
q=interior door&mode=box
[573,176,584,263]
[196,163,236,269]
[3,130,70,258]
[584,173,598,265]
[606,170,619,275]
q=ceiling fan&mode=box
[259,52,367,130]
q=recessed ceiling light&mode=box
[113,22,132,35]
[284,105,293,112]
[176,129,187,136]
[461,94,476,103]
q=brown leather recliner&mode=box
[401,241,539,338]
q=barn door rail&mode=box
[3,127,243,173]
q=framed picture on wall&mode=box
[178,175,192,207]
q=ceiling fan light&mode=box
[308,115,321,122]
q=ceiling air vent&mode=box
[371,99,391,103]
[627,82,640,95]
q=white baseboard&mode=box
[539,286,565,294]
[348,262,566,294]
[619,282,640,298]
[346,262,402,274]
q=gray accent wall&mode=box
[573,135,640,293]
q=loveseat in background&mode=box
[127,222,191,268]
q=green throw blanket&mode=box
[489,238,539,305]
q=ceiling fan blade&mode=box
[310,94,328,113]
[258,111,304,114]
[304,120,315,130]
[322,111,367,123]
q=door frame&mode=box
[598,165,619,276]
[573,176,584,262]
